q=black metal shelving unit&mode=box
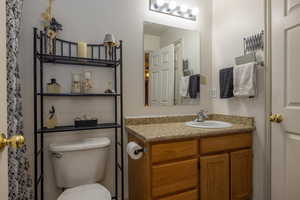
[33,28,124,200]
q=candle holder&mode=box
[77,41,88,58]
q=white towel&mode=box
[180,76,190,97]
[233,62,257,97]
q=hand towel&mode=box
[188,74,200,99]
[233,62,257,97]
[219,67,234,98]
[180,76,190,97]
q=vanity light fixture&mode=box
[149,0,198,21]
[180,5,188,13]
[153,0,165,9]
[168,1,177,10]
[191,8,199,15]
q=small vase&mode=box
[71,73,81,93]
[45,115,57,129]
[82,71,93,93]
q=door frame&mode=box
[0,0,8,199]
[264,0,272,199]
[174,39,183,105]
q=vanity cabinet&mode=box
[128,133,252,200]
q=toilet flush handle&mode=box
[52,152,63,159]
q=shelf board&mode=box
[37,54,120,67]
[37,123,121,133]
[38,93,120,97]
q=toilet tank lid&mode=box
[49,137,111,152]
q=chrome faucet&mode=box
[196,110,208,122]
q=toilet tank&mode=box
[49,137,111,188]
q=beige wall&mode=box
[211,0,265,199]
[144,34,160,52]
[18,0,267,200]
[19,0,212,200]
[0,0,8,199]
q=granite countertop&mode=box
[125,114,255,142]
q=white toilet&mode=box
[49,137,111,200]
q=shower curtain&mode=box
[6,0,33,199]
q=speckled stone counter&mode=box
[125,114,255,142]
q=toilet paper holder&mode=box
[134,148,146,155]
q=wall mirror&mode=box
[143,21,200,107]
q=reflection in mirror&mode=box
[143,22,200,107]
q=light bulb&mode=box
[191,8,199,15]
[168,1,177,10]
[184,13,190,18]
[155,0,165,7]
[180,5,188,13]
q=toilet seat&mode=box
[58,184,111,200]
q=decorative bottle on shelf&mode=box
[71,73,81,93]
[82,71,93,93]
[104,81,115,94]
[47,78,61,93]
[45,106,57,129]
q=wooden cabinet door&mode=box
[200,153,229,200]
[230,149,252,200]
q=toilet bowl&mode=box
[49,137,111,200]
[58,184,111,200]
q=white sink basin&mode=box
[185,120,233,129]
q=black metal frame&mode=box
[33,28,124,200]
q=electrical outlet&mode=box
[200,74,207,85]
[210,88,217,98]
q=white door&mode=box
[0,0,8,199]
[174,41,183,105]
[149,44,175,106]
[271,0,300,199]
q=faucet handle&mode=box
[195,110,209,122]
[200,110,209,118]
[198,110,208,114]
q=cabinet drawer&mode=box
[151,140,198,163]
[152,158,198,198]
[199,133,252,155]
[157,189,198,200]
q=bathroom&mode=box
[0,0,299,200]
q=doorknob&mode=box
[269,114,283,123]
[0,134,25,149]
